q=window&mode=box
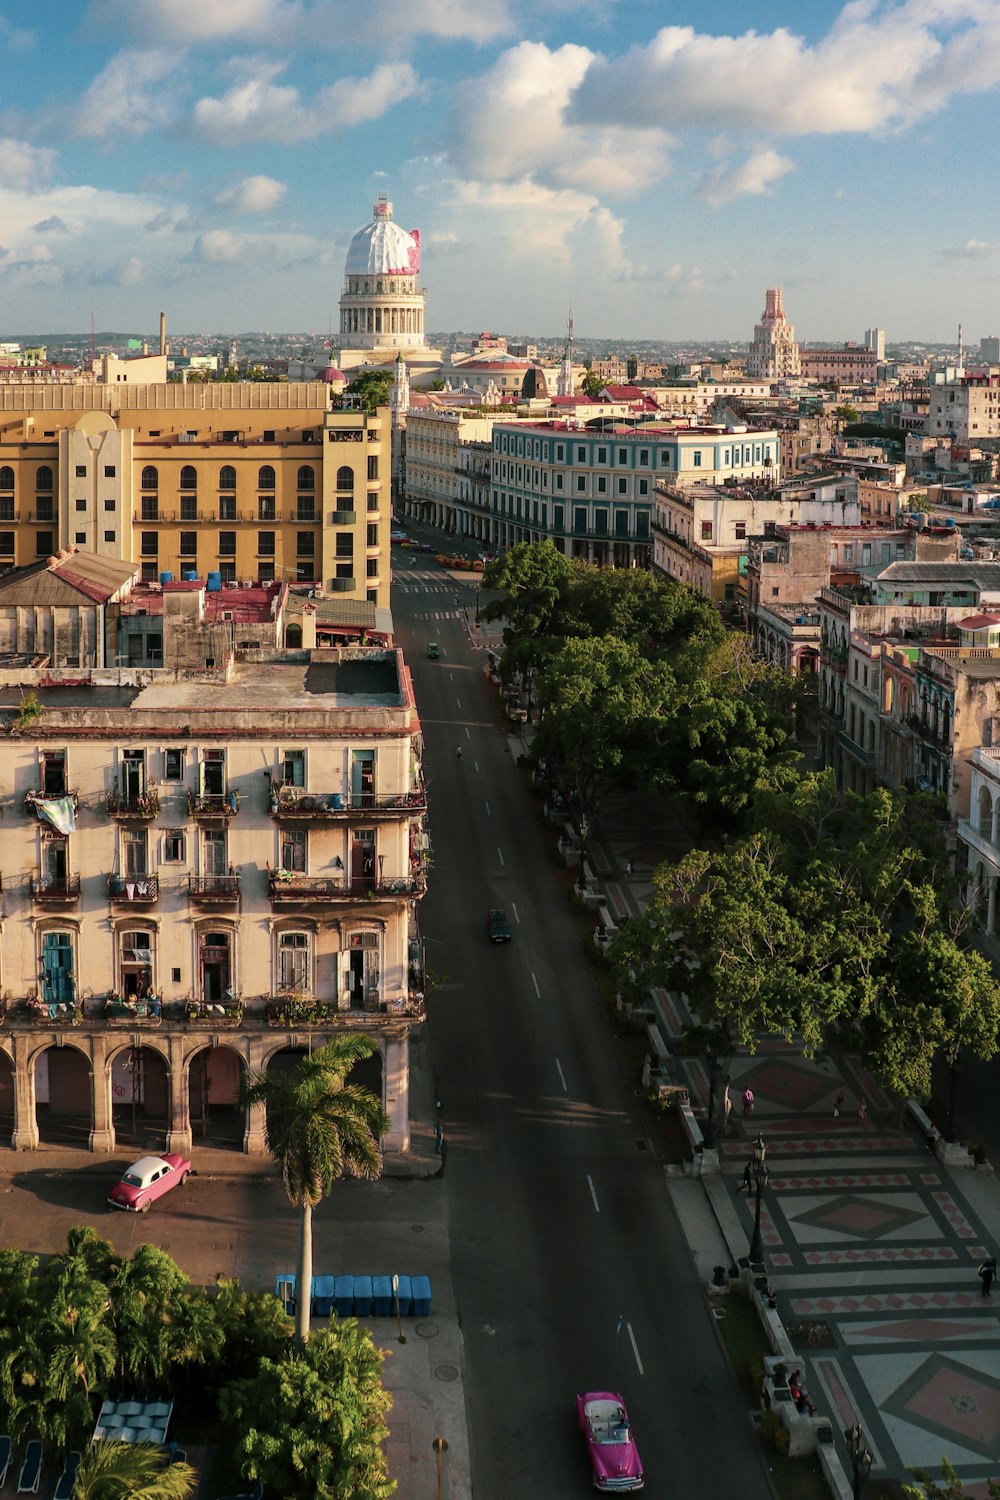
[104,465,116,478]
[576,445,586,462]
[218,531,236,557]
[297,465,315,491]
[141,496,158,520]
[336,465,354,493]
[614,510,629,537]
[639,449,649,467]
[163,830,185,862]
[122,827,148,877]
[279,931,309,992]
[280,827,306,872]
[594,508,608,536]
[257,465,275,490]
[336,533,353,558]
[638,479,648,496]
[555,474,563,491]
[574,507,587,535]
[75,498,87,512]
[75,464,87,478]
[119,930,153,999]
[258,496,276,520]
[617,478,628,496]
[75,532,86,544]
[366,523,378,547]
[335,563,353,579]
[180,465,197,491]
[844,545,854,564]
[257,531,275,557]
[0,533,13,558]
[365,494,377,514]
[576,476,586,493]
[597,447,607,463]
[297,532,314,557]
[366,558,378,577]
[141,533,158,557]
[701,521,713,541]
[367,455,379,481]
[219,495,236,520]
[636,513,650,541]
[219,465,236,490]
[40,931,74,1007]
[35,532,53,557]
[693,451,702,467]
[618,448,627,464]
[553,504,564,532]
[735,521,746,541]
[180,496,197,520]
[42,750,68,795]
[141,466,158,490]
[104,499,115,512]
[0,467,12,490]
[179,532,196,557]
[282,749,305,787]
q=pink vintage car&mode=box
[575,1391,644,1491]
[108,1153,192,1212]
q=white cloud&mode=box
[697,149,794,206]
[215,175,287,213]
[192,60,419,143]
[0,139,55,191]
[439,175,628,271]
[32,216,68,234]
[192,228,245,262]
[449,42,672,199]
[85,0,297,44]
[75,50,181,138]
[940,238,998,259]
[571,3,1000,137]
[89,0,510,47]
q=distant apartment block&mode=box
[799,345,879,385]
[928,374,1000,445]
[746,288,801,380]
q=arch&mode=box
[109,1042,169,1148]
[0,1049,12,1144]
[978,783,993,840]
[0,466,13,490]
[179,465,197,491]
[263,1041,384,1113]
[188,1043,247,1150]
[219,464,236,490]
[297,465,315,491]
[284,623,303,649]
[376,280,383,294]
[258,465,275,491]
[33,1041,92,1146]
[35,464,53,492]
[336,466,354,493]
[141,465,158,490]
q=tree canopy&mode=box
[346,370,394,414]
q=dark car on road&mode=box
[487,908,512,943]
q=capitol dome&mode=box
[345,195,420,278]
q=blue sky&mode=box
[1,1,999,343]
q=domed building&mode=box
[339,196,425,353]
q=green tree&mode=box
[242,1037,388,1347]
[210,1280,293,1387]
[833,403,859,425]
[347,370,394,414]
[581,369,604,398]
[220,1323,394,1500]
[35,1259,116,1448]
[904,1457,1000,1498]
[107,1244,193,1389]
[73,1441,197,1500]
[559,566,724,657]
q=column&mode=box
[166,1036,192,1154]
[991,793,999,848]
[89,1037,116,1152]
[989,876,998,938]
[382,1033,410,1153]
[10,1037,38,1151]
[244,1038,266,1155]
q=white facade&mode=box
[928,375,1000,444]
[338,196,426,354]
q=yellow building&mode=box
[0,382,390,607]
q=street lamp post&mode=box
[392,1273,406,1345]
[844,1421,872,1500]
[946,1041,962,1141]
[748,1133,768,1265]
[432,1437,448,1500]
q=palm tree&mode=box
[242,1035,388,1347]
[73,1441,197,1499]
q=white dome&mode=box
[345,196,419,277]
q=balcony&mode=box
[106,789,160,821]
[187,874,241,907]
[187,790,240,821]
[268,782,427,820]
[268,869,426,907]
[25,789,79,821]
[30,874,81,906]
[108,874,159,906]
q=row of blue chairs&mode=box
[273,1273,432,1318]
[0,1438,75,1497]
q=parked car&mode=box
[487,908,512,943]
[391,531,408,543]
[576,1391,644,1491]
[108,1152,193,1212]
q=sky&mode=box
[1,1,999,343]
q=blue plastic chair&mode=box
[0,1437,11,1490]
[53,1451,80,1500]
[17,1440,42,1495]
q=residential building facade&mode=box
[799,345,879,385]
[928,374,1000,445]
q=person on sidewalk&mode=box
[434,1118,444,1155]
[857,1098,868,1130]
[834,1089,845,1118]
[736,1161,753,1194]
[980,1257,997,1297]
[722,1081,733,1135]
[625,859,633,877]
[742,1086,755,1119]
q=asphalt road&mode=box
[394,535,776,1499]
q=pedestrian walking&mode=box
[625,859,633,878]
[857,1098,868,1130]
[736,1161,753,1194]
[434,1118,444,1155]
[980,1257,997,1297]
[742,1086,755,1119]
[722,1081,733,1135]
[834,1089,845,1119]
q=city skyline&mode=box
[1,2,999,343]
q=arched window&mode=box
[376,281,383,294]
[277,930,310,992]
[258,465,275,490]
[336,466,354,493]
[36,465,53,492]
[141,466,158,490]
[285,623,303,650]
[219,465,236,490]
[0,467,13,490]
[297,465,315,491]
[180,465,197,490]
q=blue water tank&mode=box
[181,570,198,581]
[159,571,174,585]
[206,571,222,592]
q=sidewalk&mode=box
[573,782,1000,1493]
